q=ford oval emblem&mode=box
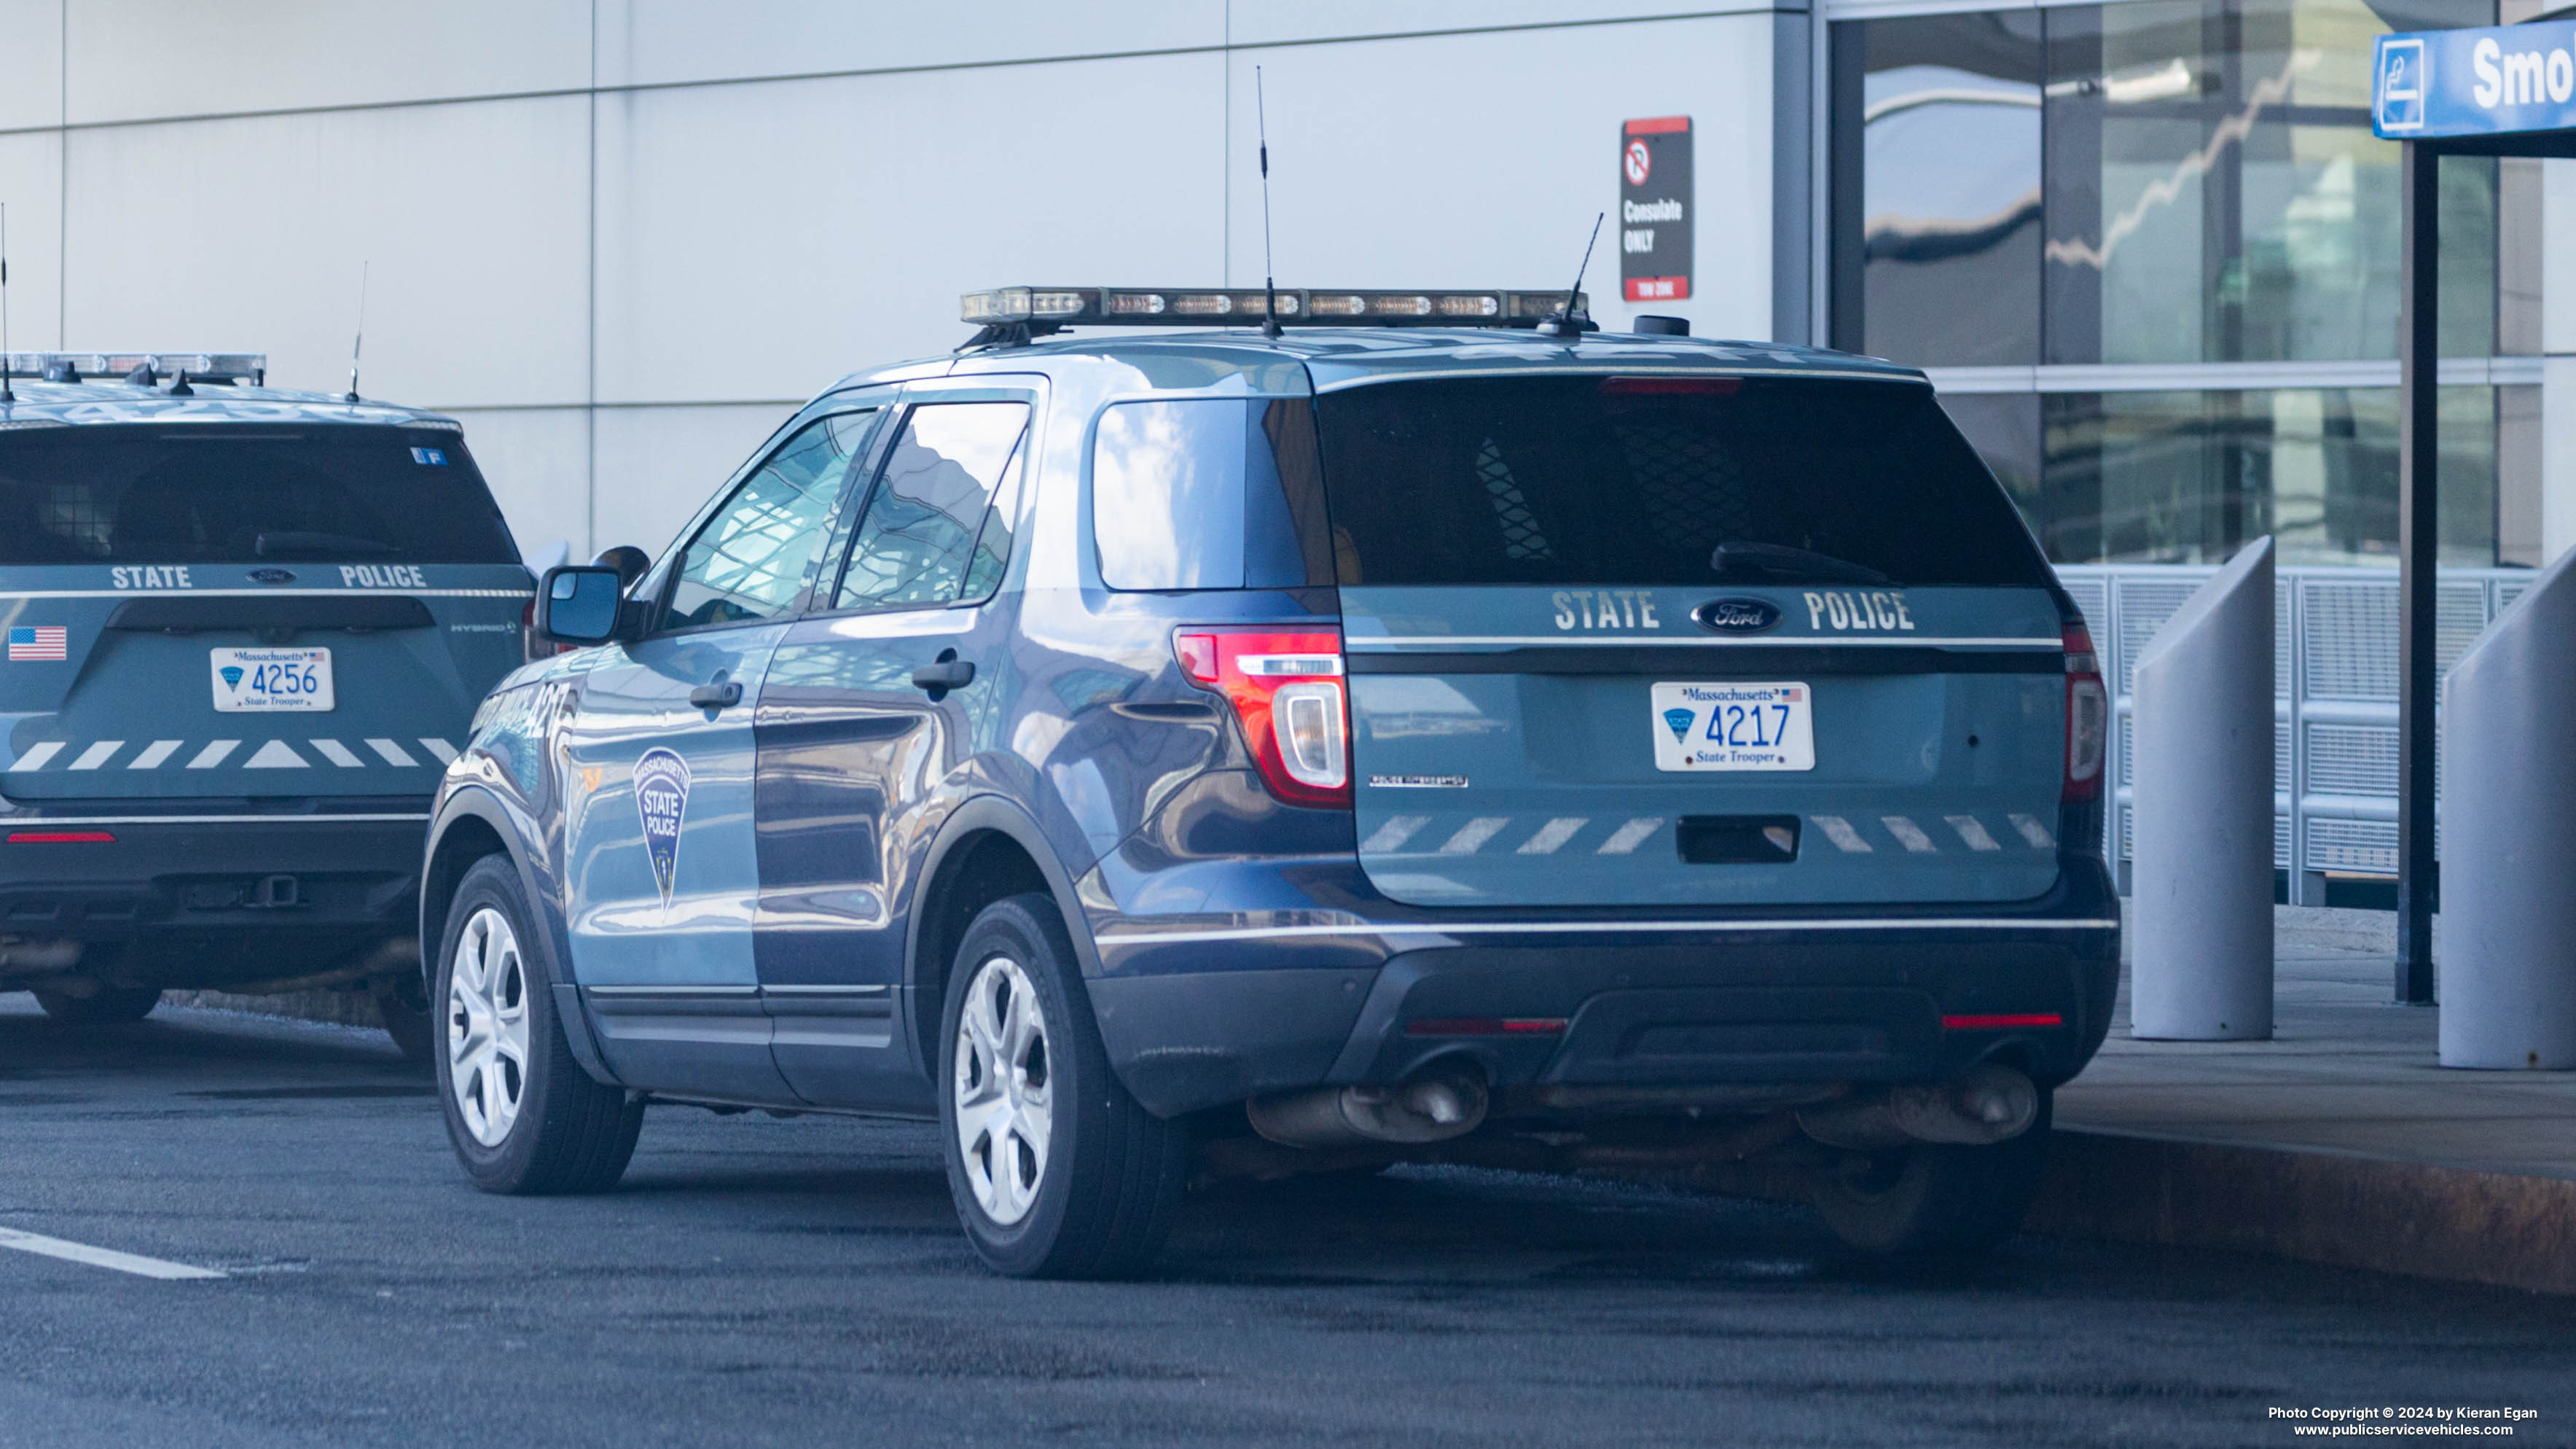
[1693,597,1781,634]
[247,568,297,585]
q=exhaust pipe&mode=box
[1797,1063,2039,1151]
[1248,1069,1489,1149]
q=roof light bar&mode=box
[958,288,1581,332]
[1,351,266,383]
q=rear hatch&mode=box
[1316,372,2069,908]
[0,422,528,802]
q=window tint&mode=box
[0,426,517,565]
[662,410,875,631]
[1092,397,1332,591]
[834,402,1028,612]
[1312,376,2052,588]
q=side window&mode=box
[1093,397,1332,591]
[834,401,1029,612]
[660,410,876,632]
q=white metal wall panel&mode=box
[0,0,63,132]
[593,1,1224,90]
[590,404,812,562]
[63,1,592,125]
[62,98,592,410]
[591,55,1229,406]
[438,407,594,562]
[0,133,63,350]
[1223,15,1779,341]
[1227,0,1774,47]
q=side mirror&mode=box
[538,565,630,645]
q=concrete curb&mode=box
[2029,1128,2576,1297]
[163,987,388,1032]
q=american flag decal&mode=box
[7,626,67,661]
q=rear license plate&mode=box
[1651,681,1812,771]
[211,647,335,713]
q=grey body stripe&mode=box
[0,587,532,600]
[1097,917,2121,948]
[0,813,430,825]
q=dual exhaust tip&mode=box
[1247,1061,2040,1154]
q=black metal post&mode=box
[2395,140,2440,1005]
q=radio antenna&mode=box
[1,203,15,405]
[1538,213,1603,343]
[342,260,369,404]
[1256,66,1281,340]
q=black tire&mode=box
[374,972,437,1066]
[31,986,162,1024]
[937,894,1188,1279]
[1813,1088,2053,1256]
[434,855,642,1195]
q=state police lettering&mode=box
[633,749,691,905]
[1802,590,1914,632]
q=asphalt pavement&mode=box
[4,996,2572,1449]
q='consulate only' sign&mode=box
[2374,20,2576,140]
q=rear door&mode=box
[0,423,525,802]
[1315,372,2068,909]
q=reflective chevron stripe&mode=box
[4,737,458,771]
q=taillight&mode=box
[2063,624,2107,800]
[1173,629,1350,808]
[522,598,568,663]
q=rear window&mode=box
[1091,398,1333,590]
[0,425,519,566]
[1312,375,2050,588]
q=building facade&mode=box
[0,0,2562,574]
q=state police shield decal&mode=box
[633,748,691,905]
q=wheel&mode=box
[31,985,162,1024]
[374,971,436,1066]
[939,894,1188,1279]
[435,855,642,1195]
[1813,1087,2053,1256]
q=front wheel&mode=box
[938,894,1188,1279]
[1813,1087,2053,1256]
[435,855,642,1195]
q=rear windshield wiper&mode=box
[1709,540,1894,587]
[255,531,396,558]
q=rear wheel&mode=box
[938,894,1188,1278]
[31,985,162,1025]
[435,856,642,1195]
[1813,1088,2052,1256]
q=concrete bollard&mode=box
[2439,545,2576,1070]
[2130,536,2275,1042]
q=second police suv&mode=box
[426,287,2120,1278]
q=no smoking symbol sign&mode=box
[1624,138,1651,186]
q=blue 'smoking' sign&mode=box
[2375,20,2576,139]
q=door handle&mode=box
[909,654,975,694]
[688,679,743,709]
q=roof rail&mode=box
[957,288,1587,348]
[1,351,265,386]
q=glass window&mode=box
[1833,11,2044,366]
[662,410,875,631]
[0,426,517,565]
[1313,376,2053,588]
[835,402,1027,612]
[2035,385,2497,565]
[2040,0,2495,365]
[1092,397,1331,591]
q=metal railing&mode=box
[2053,563,2534,902]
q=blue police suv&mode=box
[0,353,531,1055]
[425,289,2118,1277]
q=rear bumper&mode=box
[0,807,426,984]
[1088,855,2120,1118]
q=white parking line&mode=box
[0,1227,227,1281]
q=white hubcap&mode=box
[447,906,531,1147]
[953,954,1052,1226]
